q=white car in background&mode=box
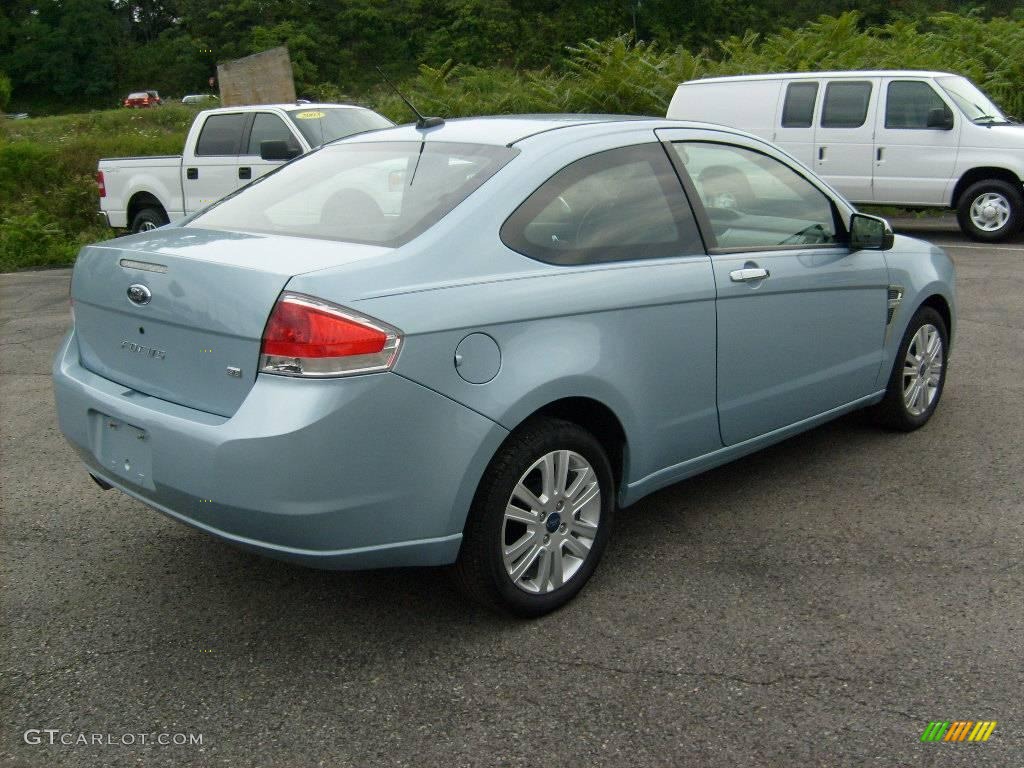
[97,103,394,233]
[668,70,1024,241]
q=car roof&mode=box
[681,70,956,85]
[341,114,686,147]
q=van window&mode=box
[821,82,872,129]
[885,81,951,129]
[781,82,818,128]
[500,144,702,265]
[195,113,247,156]
[671,142,837,250]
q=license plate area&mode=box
[91,412,154,489]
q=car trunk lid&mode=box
[71,227,391,417]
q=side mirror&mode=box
[259,140,302,161]
[849,212,894,251]
[926,107,954,130]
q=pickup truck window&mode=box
[820,81,872,129]
[195,113,247,156]
[247,113,299,155]
[781,82,818,128]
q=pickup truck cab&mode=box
[667,71,1024,242]
[98,103,393,233]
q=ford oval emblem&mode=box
[127,284,152,306]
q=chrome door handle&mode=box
[730,267,770,282]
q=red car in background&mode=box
[123,90,162,108]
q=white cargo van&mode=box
[667,71,1024,242]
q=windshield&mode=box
[286,108,394,146]
[188,141,518,247]
[936,76,1009,123]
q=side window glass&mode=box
[671,142,837,250]
[821,81,872,128]
[500,144,702,265]
[885,81,951,129]
[247,113,299,155]
[195,113,247,156]
[781,82,818,128]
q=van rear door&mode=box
[812,78,879,203]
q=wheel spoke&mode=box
[564,535,590,558]
[504,503,537,526]
[564,466,592,499]
[512,482,543,513]
[548,545,564,588]
[534,547,552,589]
[570,481,600,515]
[553,450,570,495]
[504,530,537,562]
[571,517,598,537]
[508,543,542,582]
[539,453,555,498]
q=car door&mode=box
[813,79,878,203]
[238,111,304,185]
[659,130,889,445]
[182,112,249,214]
[872,78,960,205]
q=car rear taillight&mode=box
[260,292,402,377]
[96,170,106,198]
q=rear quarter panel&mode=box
[99,156,184,227]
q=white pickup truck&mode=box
[97,103,393,233]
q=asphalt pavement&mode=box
[2,218,1022,767]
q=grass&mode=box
[0,106,193,272]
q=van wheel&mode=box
[130,207,168,234]
[871,306,948,432]
[453,418,615,617]
[956,179,1023,242]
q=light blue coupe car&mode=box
[54,115,955,616]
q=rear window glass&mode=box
[195,113,247,156]
[781,82,818,128]
[286,108,394,147]
[189,141,517,247]
[821,81,872,128]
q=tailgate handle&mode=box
[186,167,198,180]
[238,166,252,180]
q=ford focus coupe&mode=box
[53,116,955,616]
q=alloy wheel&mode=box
[501,450,601,594]
[902,323,943,417]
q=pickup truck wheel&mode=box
[452,418,615,617]
[130,207,168,234]
[956,179,1024,242]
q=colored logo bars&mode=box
[920,721,997,742]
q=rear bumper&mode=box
[52,330,508,569]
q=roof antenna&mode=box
[376,66,444,130]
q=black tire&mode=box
[452,418,616,617]
[130,206,168,234]
[956,179,1024,242]
[871,306,948,431]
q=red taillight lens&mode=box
[260,293,402,377]
[96,170,106,198]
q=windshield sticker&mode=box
[295,110,326,119]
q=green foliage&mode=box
[0,106,191,271]
[3,11,1024,270]
[0,72,11,112]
